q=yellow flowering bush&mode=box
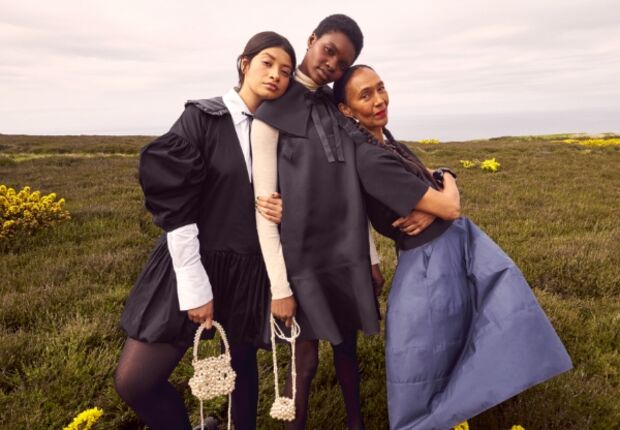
[563,138,620,147]
[418,138,441,145]
[63,407,103,430]
[480,158,501,172]
[0,185,70,240]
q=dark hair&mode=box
[313,14,364,60]
[333,64,373,105]
[237,31,297,85]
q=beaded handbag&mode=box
[269,315,301,421]
[189,321,236,430]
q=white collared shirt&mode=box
[222,88,253,181]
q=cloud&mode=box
[0,0,618,139]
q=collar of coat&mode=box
[254,80,336,137]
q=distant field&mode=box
[1,133,619,429]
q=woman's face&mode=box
[301,31,356,85]
[338,67,389,132]
[240,47,293,101]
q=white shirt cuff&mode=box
[167,224,213,311]
[174,260,213,311]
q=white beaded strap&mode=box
[189,321,236,430]
[270,315,301,421]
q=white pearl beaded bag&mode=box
[189,321,236,430]
[270,315,301,422]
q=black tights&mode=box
[114,338,258,430]
[284,332,364,430]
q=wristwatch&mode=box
[432,167,457,186]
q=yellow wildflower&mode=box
[419,138,440,145]
[453,421,469,430]
[480,158,501,172]
[459,160,477,169]
[0,185,6,194]
[510,426,525,430]
[63,407,104,430]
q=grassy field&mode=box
[1,133,619,429]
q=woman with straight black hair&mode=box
[334,64,573,430]
[115,31,296,430]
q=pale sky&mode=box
[1,0,619,140]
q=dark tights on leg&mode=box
[333,332,364,430]
[284,339,319,430]
[114,338,191,430]
[284,333,364,430]
[228,341,259,430]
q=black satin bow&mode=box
[304,89,345,163]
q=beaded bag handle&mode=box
[189,321,236,430]
[270,315,301,421]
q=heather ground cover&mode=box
[1,133,618,429]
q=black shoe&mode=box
[192,416,219,430]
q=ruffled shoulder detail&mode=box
[185,97,228,116]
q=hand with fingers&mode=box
[392,210,436,236]
[271,295,297,328]
[187,300,214,329]
[256,192,283,224]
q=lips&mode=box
[316,67,328,82]
[264,83,278,92]
[375,109,386,118]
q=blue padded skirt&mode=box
[386,217,572,430]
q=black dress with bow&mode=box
[254,80,380,344]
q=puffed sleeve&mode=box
[139,108,207,232]
[356,143,430,217]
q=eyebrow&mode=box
[260,52,293,69]
[325,42,339,53]
[359,81,384,91]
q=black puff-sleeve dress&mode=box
[120,98,271,348]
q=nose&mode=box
[269,66,280,82]
[373,93,386,107]
[324,57,336,72]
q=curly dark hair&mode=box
[313,14,364,60]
